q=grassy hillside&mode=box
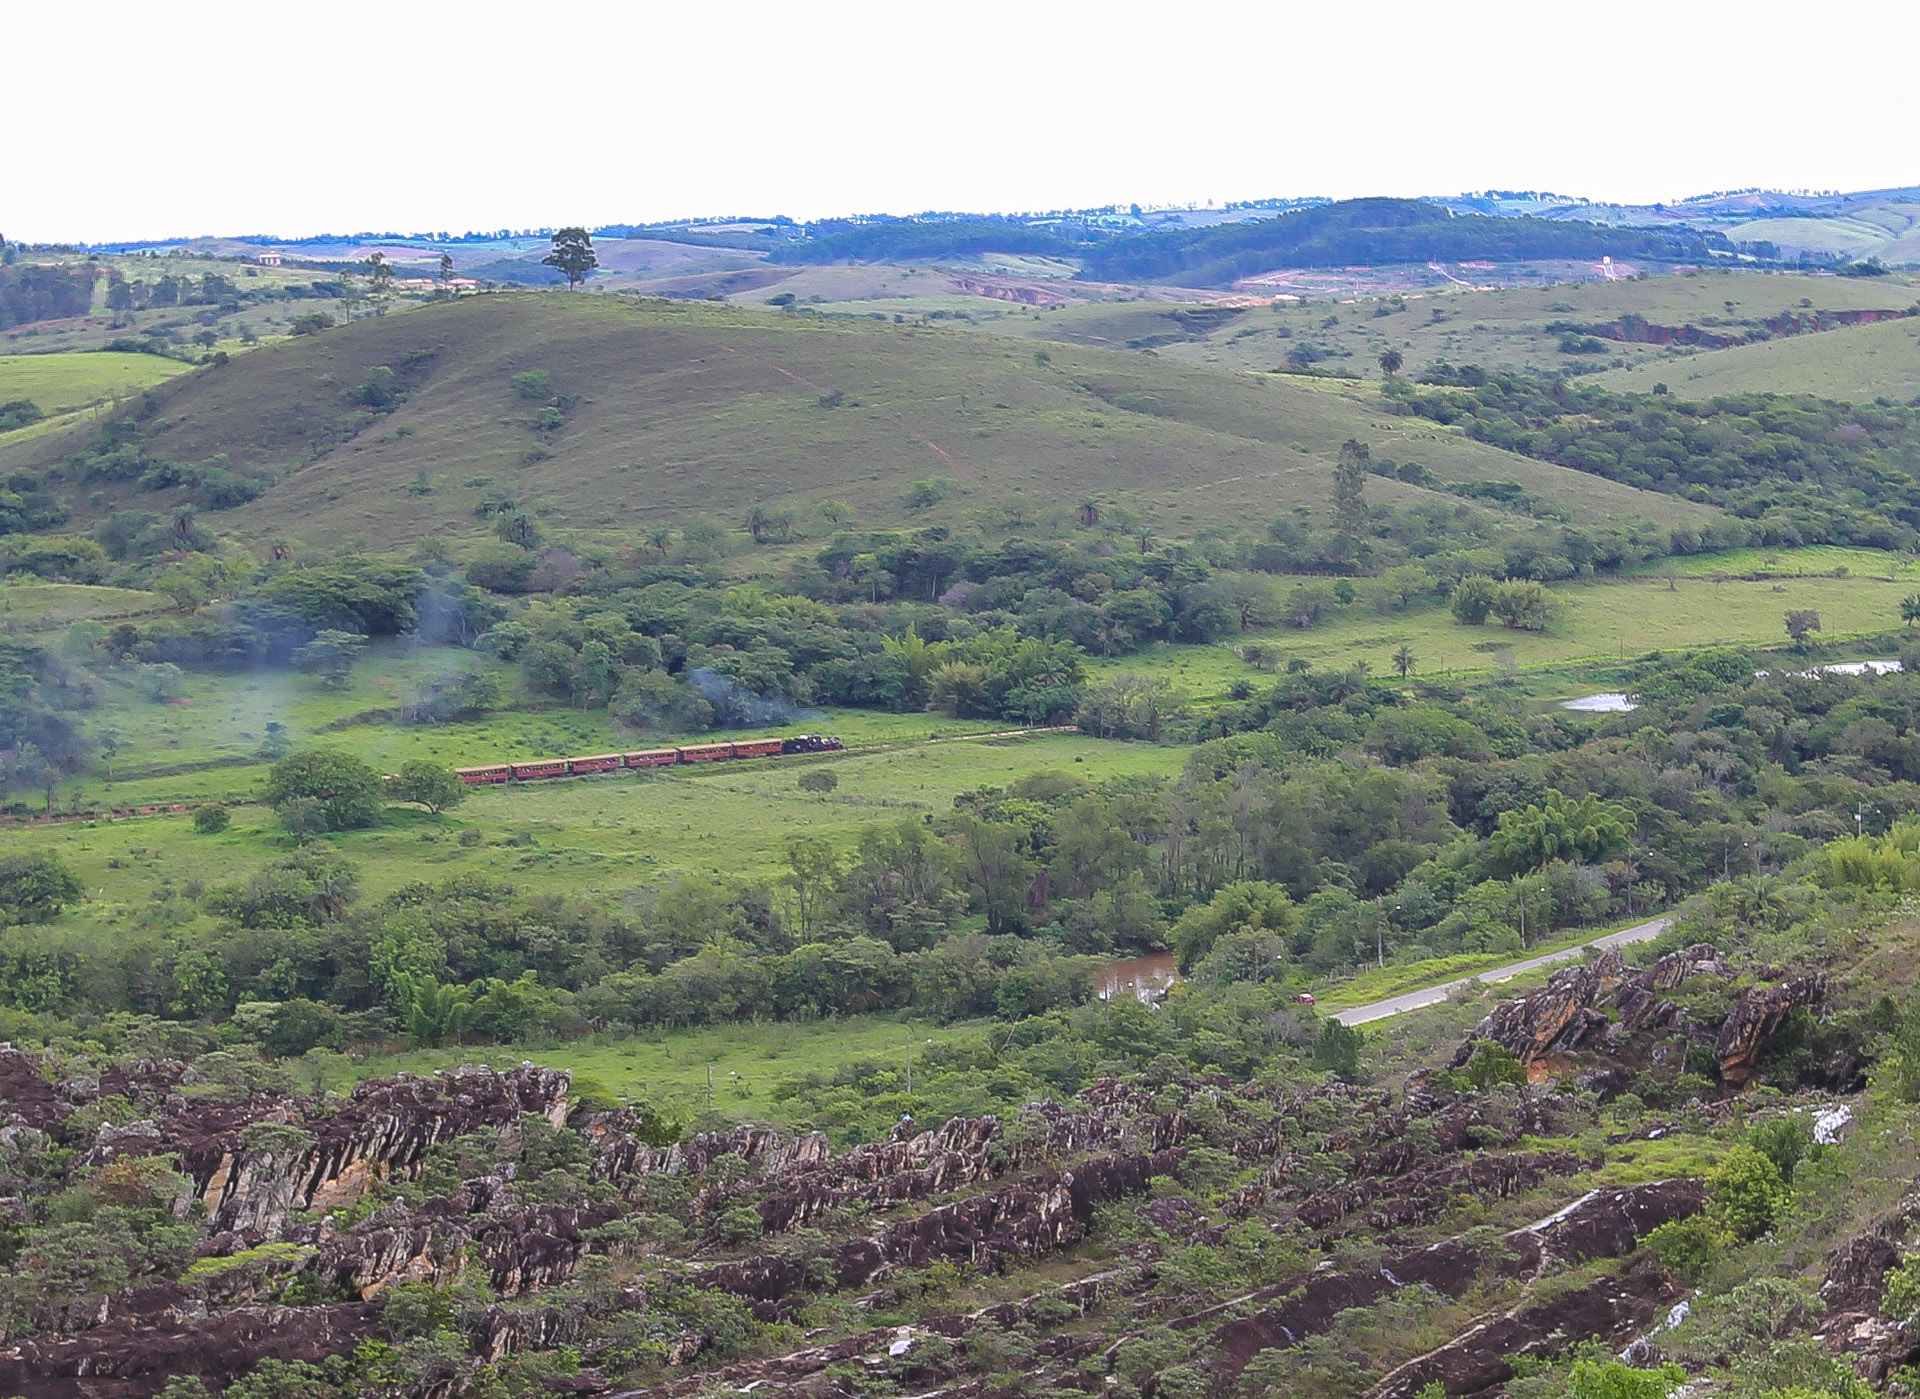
[1596,313,1920,401]
[1729,203,1920,264]
[1077,198,1715,287]
[1015,269,1920,385]
[0,351,191,419]
[0,291,1702,549]
[1096,569,1912,691]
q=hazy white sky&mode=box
[12,0,1918,243]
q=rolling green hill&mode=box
[0,291,1706,550]
[1596,313,1920,401]
[1013,270,1920,386]
[1077,198,1716,287]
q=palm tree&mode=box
[1078,498,1101,527]
[1378,347,1404,377]
[1392,644,1415,679]
[646,525,674,559]
[745,504,771,543]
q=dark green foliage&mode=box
[388,761,467,815]
[1711,1143,1789,1240]
[0,264,95,329]
[1395,370,1920,550]
[541,229,598,287]
[192,803,231,834]
[265,749,385,831]
[1459,1040,1527,1090]
[0,399,44,432]
[1310,1019,1364,1081]
[0,852,83,923]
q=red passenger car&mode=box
[623,749,680,768]
[677,742,735,763]
[455,765,511,786]
[731,737,784,758]
[509,759,569,780]
[568,754,624,775]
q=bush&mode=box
[1643,1215,1728,1282]
[192,803,231,834]
[265,749,385,832]
[0,852,84,922]
[797,769,838,794]
[389,761,467,815]
[511,370,551,400]
[1450,574,1496,625]
[716,1207,764,1245]
[1711,1142,1789,1240]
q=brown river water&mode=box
[1097,951,1180,1004]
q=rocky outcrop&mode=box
[1453,943,1829,1091]
[306,1186,622,1298]
[1210,1178,1705,1386]
[703,1146,1184,1309]
[1452,947,1628,1069]
[1716,974,1828,1085]
[0,1300,382,1398]
[1284,1150,1589,1231]
[1372,1264,1685,1398]
[1815,1190,1920,1384]
[188,1065,571,1237]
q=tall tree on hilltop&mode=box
[542,228,598,288]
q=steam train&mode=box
[454,734,843,786]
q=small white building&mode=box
[254,251,283,266]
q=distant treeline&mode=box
[771,199,1727,286]
[1077,200,1724,287]
[773,217,1094,266]
[0,265,96,329]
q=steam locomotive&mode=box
[454,734,843,786]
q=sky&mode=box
[11,0,1919,243]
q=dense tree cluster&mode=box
[1391,369,1920,549]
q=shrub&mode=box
[265,749,384,832]
[716,1207,764,1245]
[192,803,231,834]
[1450,574,1496,625]
[1643,1215,1729,1282]
[0,852,84,922]
[1711,1143,1789,1240]
[797,769,838,794]
[1460,1040,1527,1090]
[511,370,551,400]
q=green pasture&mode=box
[7,731,1187,948]
[328,1013,992,1122]
[0,581,168,626]
[1624,544,1920,581]
[48,632,1033,811]
[1098,571,1914,694]
[1597,314,1920,403]
[0,352,189,422]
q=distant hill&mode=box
[0,292,1703,550]
[1075,199,1722,288]
[764,200,1723,288]
[771,219,1082,266]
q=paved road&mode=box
[1331,915,1674,1027]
